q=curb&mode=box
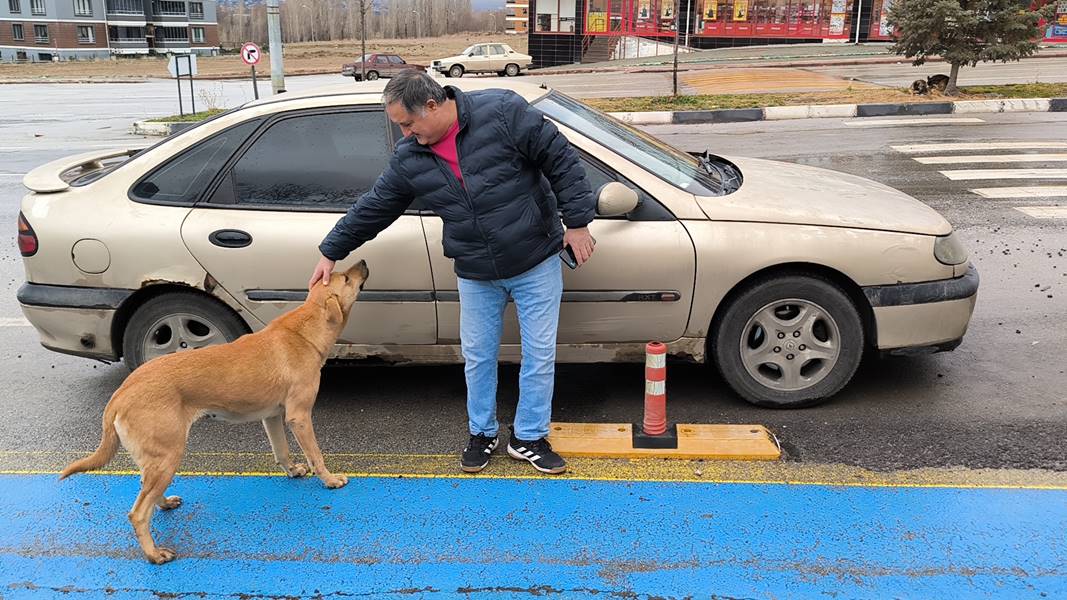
[610,97,1067,125]
[131,120,196,136]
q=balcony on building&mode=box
[106,0,145,17]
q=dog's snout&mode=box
[356,260,369,280]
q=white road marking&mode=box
[892,142,1067,154]
[844,117,985,127]
[914,154,1067,165]
[0,174,26,178]
[0,318,32,327]
[1013,206,1067,218]
[971,187,1067,199]
[940,169,1067,180]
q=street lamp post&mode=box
[412,9,419,38]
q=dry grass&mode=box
[584,83,1067,112]
[0,33,528,81]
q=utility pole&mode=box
[359,0,368,81]
[266,0,285,93]
[672,0,680,97]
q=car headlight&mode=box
[934,231,969,265]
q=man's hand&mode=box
[309,256,336,289]
[563,227,595,266]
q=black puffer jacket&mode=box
[319,86,595,280]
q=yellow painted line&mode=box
[6,451,1067,491]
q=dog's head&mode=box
[311,260,370,326]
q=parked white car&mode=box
[432,43,533,78]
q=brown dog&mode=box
[60,260,369,564]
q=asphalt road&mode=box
[1,82,1065,478]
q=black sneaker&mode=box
[507,435,567,474]
[461,433,498,473]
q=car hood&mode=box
[695,156,952,236]
[436,54,463,63]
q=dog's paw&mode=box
[324,474,348,489]
[147,547,177,564]
[159,495,182,510]
[286,463,310,478]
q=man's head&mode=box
[382,71,455,146]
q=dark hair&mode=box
[382,71,447,115]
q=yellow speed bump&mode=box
[547,422,781,460]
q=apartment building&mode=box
[505,0,528,34]
[0,0,219,62]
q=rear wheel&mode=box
[711,274,864,408]
[122,292,248,371]
[448,65,464,78]
[505,63,520,77]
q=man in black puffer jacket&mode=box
[309,71,596,475]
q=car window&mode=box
[228,111,390,209]
[578,154,674,221]
[490,45,505,55]
[388,55,404,64]
[375,55,389,64]
[470,45,486,56]
[131,120,260,204]
[535,92,723,196]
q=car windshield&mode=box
[534,92,723,196]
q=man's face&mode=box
[386,100,447,146]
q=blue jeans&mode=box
[458,255,563,441]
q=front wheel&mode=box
[711,275,864,408]
[448,65,464,78]
[504,63,520,77]
[366,70,379,81]
[122,292,249,371]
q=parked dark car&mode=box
[341,53,425,81]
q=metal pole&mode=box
[673,0,680,97]
[188,56,196,114]
[176,70,183,116]
[684,0,691,48]
[251,64,259,99]
[267,0,286,93]
[854,0,863,44]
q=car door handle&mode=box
[208,229,253,248]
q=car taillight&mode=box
[17,211,37,257]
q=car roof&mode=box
[244,78,551,109]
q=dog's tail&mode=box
[60,403,119,479]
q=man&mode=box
[309,71,596,475]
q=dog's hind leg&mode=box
[128,455,182,564]
[263,414,308,478]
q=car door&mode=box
[180,107,437,346]
[488,44,506,71]
[387,54,406,75]
[425,142,696,346]
[373,54,391,76]
[466,44,491,72]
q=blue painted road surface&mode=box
[1,473,1065,598]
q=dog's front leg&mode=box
[285,408,347,489]
[262,414,308,478]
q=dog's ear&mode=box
[325,295,344,324]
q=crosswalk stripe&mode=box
[892,142,1067,154]
[844,118,985,127]
[940,169,1067,181]
[971,187,1067,199]
[914,154,1067,165]
[1013,206,1067,218]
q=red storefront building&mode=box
[527,0,1067,67]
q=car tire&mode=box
[122,292,249,372]
[352,74,361,82]
[449,65,464,78]
[711,274,864,408]
[366,70,379,81]
[496,70,506,77]
[505,63,520,77]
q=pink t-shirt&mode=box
[429,120,463,187]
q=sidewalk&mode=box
[538,42,1067,75]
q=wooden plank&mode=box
[548,422,781,460]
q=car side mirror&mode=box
[596,182,639,217]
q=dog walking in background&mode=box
[61,261,369,564]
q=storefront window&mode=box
[537,0,577,32]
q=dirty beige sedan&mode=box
[16,80,978,408]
